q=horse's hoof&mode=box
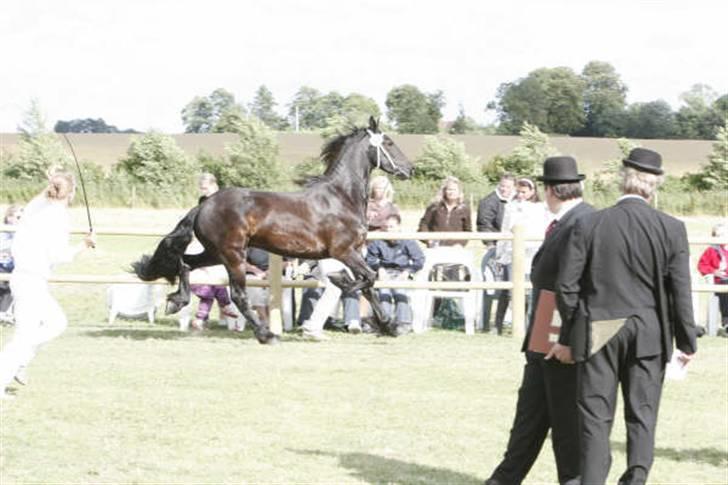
[165,300,183,315]
[256,331,280,345]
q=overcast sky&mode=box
[1,0,726,133]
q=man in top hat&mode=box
[485,156,594,485]
[547,148,698,484]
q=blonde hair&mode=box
[45,172,76,201]
[435,176,464,205]
[619,167,663,199]
[369,175,394,203]
[199,172,218,186]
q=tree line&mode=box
[50,61,726,140]
[3,97,726,216]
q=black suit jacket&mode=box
[521,201,595,352]
[556,197,698,362]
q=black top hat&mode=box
[537,156,585,183]
[622,148,664,175]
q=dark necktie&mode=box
[545,219,558,238]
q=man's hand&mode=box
[677,352,695,367]
[545,343,574,364]
[395,270,410,281]
[83,231,96,249]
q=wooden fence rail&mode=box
[0,225,725,339]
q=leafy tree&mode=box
[212,108,248,134]
[676,84,721,139]
[494,67,586,135]
[3,99,71,180]
[249,85,288,130]
[320,93,382,138]
[385,84,443,134]
[623,100,677,139]
[414,135,478,182]
[287,86,324,130]
[54,118,138,133]
[118,132,198,190]
[449,105,479,134]
[483,122,556,182]
[579,61,627,137]
[201,116,281,189]
[181,88,245,133]
[686,120,728,190]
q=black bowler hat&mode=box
[623,148,664,175]
[537,156,585,183]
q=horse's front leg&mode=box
[165,261,191,314]
[334,252,398,337]
[225,260,279,345]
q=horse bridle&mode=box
[366,129,405,175]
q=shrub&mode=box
[414,135,479,182]
[201,116,281,189]
[117,132,198,192]
[292,156,325,184]
[589,138,639,195]
[686,120,728,190]
[482,122,555,182]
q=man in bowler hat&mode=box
[485,156,594,485]
[548,148,698,484]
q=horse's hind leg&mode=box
[165,261,191,314]
[334,251,397,337]
[165,250,220,315]
[224,256,279,345]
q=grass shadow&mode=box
[83,327,255,341]
[612,441,728,468]
[294,449,482,485]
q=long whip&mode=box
[61,133,94,233]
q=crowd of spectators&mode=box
[1,171,721,339]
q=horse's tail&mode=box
[131,206,200,283]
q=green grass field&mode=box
[1,208,727,484]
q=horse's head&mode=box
[365,116,414,179]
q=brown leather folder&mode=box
[528,290,562,354]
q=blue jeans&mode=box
[481,247,510,333]
[297,286,360,325]
[377,288,412,324]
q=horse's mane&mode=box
[297,126,367,187]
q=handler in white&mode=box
[0,172,95,399]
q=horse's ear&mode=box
[368,116,378,132]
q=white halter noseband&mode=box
[366,129,401,173]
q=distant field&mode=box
[0,132,715,176]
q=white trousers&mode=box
[0,274,67,391]
[301,259,353,333]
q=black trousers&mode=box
[489,353,580,485]
[578,321,665,485]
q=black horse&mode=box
[132,117,414,344]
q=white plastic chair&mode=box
[107,283,162,325]
[411,247,482,335]
[703,274,722,336]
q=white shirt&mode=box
[496,200,549,266]
[11,196,75,279]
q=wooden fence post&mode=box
[268,254,283,335]
[511,224,526,340]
